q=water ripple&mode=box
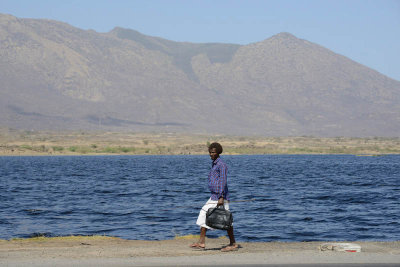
[0,154,399,241]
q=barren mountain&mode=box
[1,14,399,136]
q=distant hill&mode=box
[1,13,399,136]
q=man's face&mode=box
[209,148,219,161]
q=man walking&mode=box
[190,142,238,252]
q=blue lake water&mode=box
[0,155,399,242]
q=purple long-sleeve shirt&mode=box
[208,157,230,201]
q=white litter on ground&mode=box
[319,243,362,252]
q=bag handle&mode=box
[208,204,225,216]
[217,204,226,210]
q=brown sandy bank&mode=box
[1,129,400,156]
[0,236,400,266]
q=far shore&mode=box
[0,152,397,157]
[1,236,399,266]
[1,129,399,156]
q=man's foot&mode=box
[221,244,239,252]
[189,243,205,249]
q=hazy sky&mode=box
[1,0,400,81]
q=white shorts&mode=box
[196,198,230,230]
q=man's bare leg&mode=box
[221,226,238,252]
[199,227,207,244]
[227,226,236,244]
[190,227,207,248]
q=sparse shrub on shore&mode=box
[1,130,399,156]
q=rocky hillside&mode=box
[1,14,399,136]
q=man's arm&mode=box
[217,164,227,205]
[217,196,224,206]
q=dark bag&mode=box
[206,205,233,230]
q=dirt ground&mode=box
[1,129,400,156]
[1,237,399,266]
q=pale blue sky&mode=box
[1,0,400,81]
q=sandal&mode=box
[189,243,205,249]
[221,244,239,252]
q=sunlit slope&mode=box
[1,13,399,136]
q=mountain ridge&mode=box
[1,13,399,136]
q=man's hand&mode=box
[217,197,224,206]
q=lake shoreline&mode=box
[1,129,400,156]
[0,152,395,156]
[0,150,396,156]
[1,236,399,266]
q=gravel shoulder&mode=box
[1,237,399,266]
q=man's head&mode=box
[208,142,223,161]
